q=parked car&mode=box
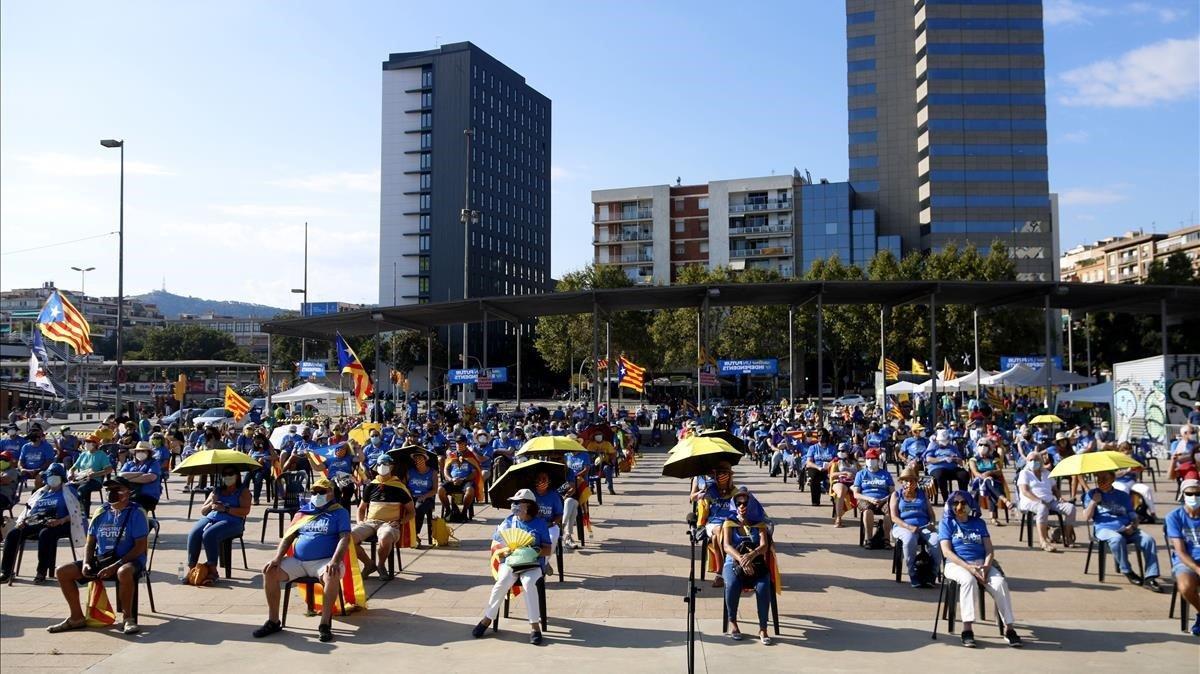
[832,394,866,407]
[192,407,242,429]
[162,407,203,426]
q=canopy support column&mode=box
[373,325,381,421]
[591,303,599,418]
[265,334,272,414]
[816,294,824,425]
[605,320,612,417]
[788,305,795,405]
[1161,299,1169,360]
[929,294,937,428]
[1043,294,1053,411]
[515,324,522,410]
[880,305,887,419]
[426,332,433,417]
[482,311,489,411]
[974,307,982,405]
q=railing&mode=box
[729,200,790,213]
[728,223,793,236]
[730,246,792,258]
[597,208,654,222]
[618,230,654,241]
[617,252,654,263]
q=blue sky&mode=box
[1,0,1197,308]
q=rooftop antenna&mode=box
[435,34,442,48]
[675,176,681,186]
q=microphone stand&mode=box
[684,512,701,674]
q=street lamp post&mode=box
[69,266,95,401]
[100,139,124,415]
[459,128,479,408]
[71,266,96,296]
[291,222,309,363]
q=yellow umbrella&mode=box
[516,435,587,456]
[1049,450,1142,478]
[662,436,742,479]
[349,422,382,447]
[1029,414,1064,425]
[173,449,262,476]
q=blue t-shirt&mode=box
[866,432,884,449]
[902,436,928,460]
[896,491,931,527]
[923,444,961,471]
[939,515,990,563]
[853,468,894,500]
[494,515,553,569]
[120,459,162,500]
[206,486,248,525]
[18,440,54,471]
[448,460,475,481]
[805,443,836,469]
[234,435,255,453]
[1165,506,1200,565]
[704,484,739,525]
[722,521,765,562]
[28,487,69,519]
[406,467,436,497]
[58,436,82,465]
[325,455,354,477]
[0,436,25,455]
[534,490,564,523]
[89,504,150,567]
[1086,488,1134,532]
[474,444,495,469]
[293,506,352,561]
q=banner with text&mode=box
[718,359,779,375]
[448,367,509,384]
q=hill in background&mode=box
[133,289,287,319]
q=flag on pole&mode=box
[697,347,717,368]
[335,333,373,414]
[28,353,56,395]
[31,330,48,363]
[617,354,645,393]
[37,291,93,355]
[878,356,900,381]
[258,366,267,388]
[224,385,251,420]
[942,358,956,381]
[596,357,608,370]
[911,359,928,375]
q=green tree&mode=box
[534,264,640,380]
[130,324,253,362]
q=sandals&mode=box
[729,630,744,641]
[47,618,88,633]
[760,634,773,645]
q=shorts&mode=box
[444,481,468,495]
[857,500,886,515]
[704,521,722,538]
[351,520,400,543]
[1173,561,1199,579]
[71,559,145,585]
[278,555,335,581]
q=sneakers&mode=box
[961,630,976,648]
[1143,576,1162,593]
[318,622,334,642]
[1123,571,1144,586]
[1190,615,1200,637]
[122,620,141,635]
[563,537,579,550]
[1005,628,1022,647]
[472,621,489,638]
[252,620,282,638]
[529,630,543,645]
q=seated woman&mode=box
[924,430,969,501]
[405,450,439,539]
[828,445,859,528]
[0,464,84,583]
[967,438,1010,526]
[248,433,277,506]
[721,487,774,645]
[118,441,162,513]
[438,449,477,523]
[472,489,552,645]
[938,490,1022,648]
[1112,441,1157,523]
[532,470,564,566]
[890,467,942,587]
[1166,477,1200,635]
[699,462,740,587]
[186,466,252,583]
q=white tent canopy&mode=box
[270,381,342,403]
[1010,364,1095,387]
[916,375,958,393]
[886,380,920,394]
[1055,380,1112,405]
[981,364,1036,387]
[948,367,996,392]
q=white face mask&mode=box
[867,459,881,471]
[222,475,238,486]
[47,475,63,488]
[378,464,393,476]
[1184,494,1200,509]
[310,493,330,508]
[135,452,150,462]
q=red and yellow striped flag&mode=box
[37,291,93,355]
[878,356,900,380]
[617,354,645,393]
[284,510,368,614]
[225,385,251,421]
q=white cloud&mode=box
[1059,129,1090,143]
[1129,2,1187,23]
[550,165,571,181]
[15,152,173,177]
[1044,0,1108,26]
[210,204,345,218]
[269,170,379,192]
[1058,187,1130,206]
[1058,36,1200,107]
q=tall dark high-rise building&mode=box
[379,42,550,369]
[845,1,1055,280]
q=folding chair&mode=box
[493,572,548,632]
[366,531,403,576]
[9,526,77,586]
[111,518,159,619]
[261,471,307,543]
[281,576,346,627]
[1164,531,1192,633]
[931,560,1004,639]
[720,568,780,636]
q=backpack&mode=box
[186,564,214,587]
[867,523,887,550]
[431,516,458,547]
[912,546,935,586]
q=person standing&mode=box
[1165,477,1200,635]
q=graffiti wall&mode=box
[1113,354,1200,455]
[1167,354,1200,425]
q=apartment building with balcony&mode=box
[0,282,165,339]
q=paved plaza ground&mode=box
[1,443,1197,672]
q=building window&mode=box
[847,10,874,24]
[421,92,432,107]
[419,256,430,272]
[848,83,876,97]
[847,35,875,49]
[418,278,430,294]
[422,68,432,87]
[419,194,431,209]
[421,132,432,149]
[847,59,876,73]
[848,155,879,169]
[700,242,709,254]
[420,153,432,169]
[849,131,878,145]
[848,107,877,121]
[698,197,709,209]
[699,219,708,233]
[420,173,431,189]
[675,243,684,255]
[421,112,432,128]
[419,214,430,231]
[674,220,685,233]
[418,235,430,251]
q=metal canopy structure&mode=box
[260,281,1200,339]
[258,280,1198,424]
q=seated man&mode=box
[0,451,18,518]
[852,449,894,546]
[802,430,837,506]
[0,463,83,584]
[900,424,929,467]
[253,477,353,643]
[471,489,552,645]
[18,426,55,490]
[404,450,439,539]
[118,441,162,513]
[1083,470,1161,592]
[1016,450,1077,552]
[584,431,618,495]
[1166,477,1200,635]
[438,449,477,523]
[352,455,415,580]
[923,430,969,501]
[48,477,150,635]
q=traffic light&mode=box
[174,374,187,402]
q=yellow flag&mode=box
[912,359,928,375]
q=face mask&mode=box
[867,459,881,471]
[85,444,97,452]
[106,489,123,503]
[1029,459,1043,471]
[0,461,7,471]
[371,436,381,446]
[151,439,163,447]
[378,465,393,476]
[47,475,63,488]
[1185,495,1200,509]
[837,452,848,460]
[310,494,330,508]
[222,475,237,486]
[594,436,603,443]
[135,452,150,462]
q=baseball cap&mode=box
[865,448,881,459]
[310,476,334,492]
[509,488,536,503]
[1179,478,1200,500]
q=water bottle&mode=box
[177,562,186,581]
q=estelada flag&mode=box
[617,355,645,393]
[284,508,367,614]
[335,333,373,414]
[878,356,900,381]
[942,358,956,382]
[38,290,93,355]
[85,581,117,627]
[225,385,251,420]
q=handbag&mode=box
[504,546,541,572]
[734,533,767,579]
